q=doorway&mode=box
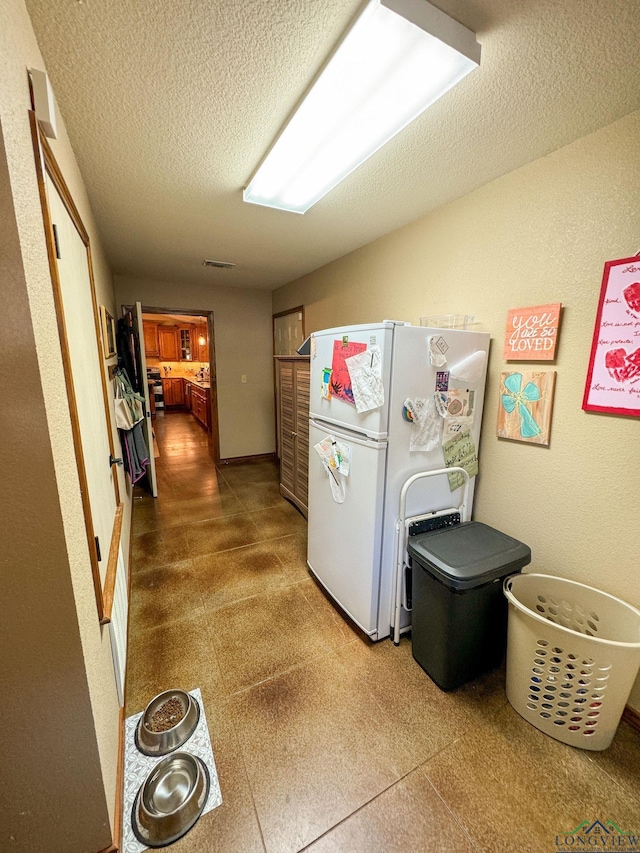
[138,306,220,468]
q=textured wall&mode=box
[1,0,123,843]
[273,109,640,710]
[114,275,275,458]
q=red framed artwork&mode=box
[583,255,640,417]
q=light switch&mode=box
[241,375,247,383]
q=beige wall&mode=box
[115,275,276,458]
[273,109,640,710]
[1,0,125,845]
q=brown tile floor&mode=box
[126,412,640,853]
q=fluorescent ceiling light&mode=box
[243,0,480,214]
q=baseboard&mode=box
[219,452,277,466]
[112,704,126,852]
[622,704,640,734]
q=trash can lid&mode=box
[407,521,531,591]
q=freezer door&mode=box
[307,419,388,637]
[309,323,395,439]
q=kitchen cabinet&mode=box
[190,383,210,431]
[143,321,159,356]
[162,377,185,407]
[158,326,179,361]
[178,327,193,361]
[195,324,209,362]
[275,356,310,518]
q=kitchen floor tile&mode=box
[306,767,477,853]
[125,612,225,718]
[218,461,279,488]
[184,514,262,557]
[167,702,265,853]
[207,581,358,696]
[131,496,185,534]
[229,643,417,852]
[131,527,192,572]
[268,533,310,584]
[329,636,508,766]
[423,704,640,853]
[586,719,640,803]
[233,479,284,512]
[129,559,205,630]
[248,502,308,541]
[193,541,290,611]
[177,488,245,523]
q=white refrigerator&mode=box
[307,321,490,641]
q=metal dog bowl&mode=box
[135,690,200,757]
[132,752,210,848]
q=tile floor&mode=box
[126,412,640,853]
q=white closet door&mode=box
[46,173,117,588]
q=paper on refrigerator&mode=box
[442,429,478,491]
[314,435,351,503]
[404,397,441,452]
[428,335,448,367]
[345,345,384,413]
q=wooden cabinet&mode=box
[195,324,209,362]
[190,383,210,431]
[161,377,185,407]
[178,327,193,361]
[143,321,159,356]
[158,326,179,361]
[275,356,310,518]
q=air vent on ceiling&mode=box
[203,259,236,269]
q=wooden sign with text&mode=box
[503,303,562,360]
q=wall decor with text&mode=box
[583,255,640,417]
[497,370,557,446]
[503,303,562,361]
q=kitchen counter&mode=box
[162,375,210,389]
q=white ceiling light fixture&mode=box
[243,0,480,215]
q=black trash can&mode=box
[407,521,531,690]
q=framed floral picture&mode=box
[100,305,116,359]
[497,370,556,446]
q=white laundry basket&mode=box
[503,573,640,751]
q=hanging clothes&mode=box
[116,314,143,394]
[113,366,150,484]
[121,421,150,485]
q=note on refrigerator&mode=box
[330,340,367,404]
[405,397,441,452]
[345,345,384,413]
[314,435,351,503]
[442,429,478,491]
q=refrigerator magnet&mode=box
[436,371,450,391]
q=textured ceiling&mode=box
[25,0,640,291]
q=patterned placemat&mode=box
[122,688,222,852]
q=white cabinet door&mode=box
[307,420,387,636]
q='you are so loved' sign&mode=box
[503,303,562,360]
